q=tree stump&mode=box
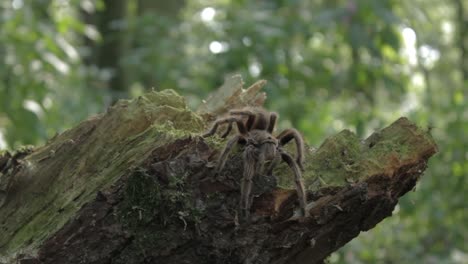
[0,77,438,264]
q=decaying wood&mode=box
[0,79,437,264]
[197,75,267,121]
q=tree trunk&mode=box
[94,0,128,100]
[453,0,468,82]
[0,77,437,264]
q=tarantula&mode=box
[203,108,308,220]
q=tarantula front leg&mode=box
[276,129,305,171]
[239,144,264,221]
[203,117,247,138]
[280,149,309,217]
[240,158,255,221]
[220,123,233,138]
[216,135,243,173]
[265,152,281,176]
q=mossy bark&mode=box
[0,78,437,264]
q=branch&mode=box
[0,81,437,264]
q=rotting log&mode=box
[0,76,438,264]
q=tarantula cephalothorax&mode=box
[203,108,308,220]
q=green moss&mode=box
[202,135,226,150]
[12,145,35,157]
[119,166,203,230]
[302,130,362,189]
[367,139,406,157]
[3,198,76,254]
[0,89,206,258]
[144,89,187,109]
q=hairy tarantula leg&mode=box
[220,122,233,138]
[229,109,256,131]
[280,150,309,217]
[267,112,278,133]
[276,128,305,171]
[203,117,247,138]
[265,153,281,176]
[240,145,259,221]
[216,135,242,173]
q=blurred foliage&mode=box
[0,0,107,148]
[0,0,466,263]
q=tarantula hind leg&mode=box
[215,135,242,173]
[280,150,309,217]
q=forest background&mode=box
[0,0,466,263]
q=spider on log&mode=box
[203,107,309,221]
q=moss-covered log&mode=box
[0,77,437,264]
